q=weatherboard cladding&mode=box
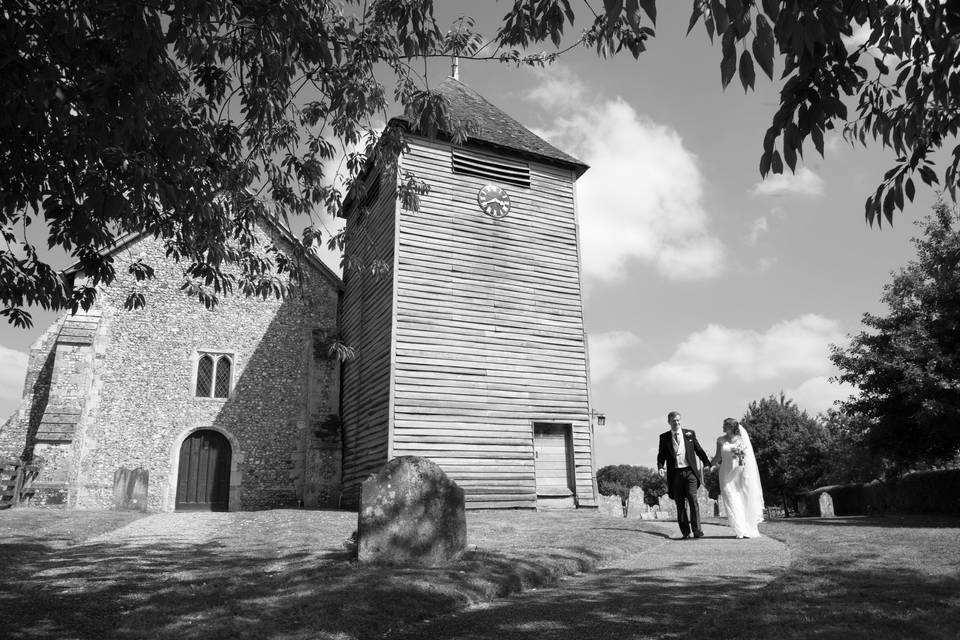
[392,77,588,177]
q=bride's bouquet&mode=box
[731,444,746,466]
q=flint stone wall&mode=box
[1,220,342,512]
[358,456,466,565]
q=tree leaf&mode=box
[711,0,730,34]
[811,125,824,157]
[739,49,755,91]
[687,1,703,35]
[725,0,742,20]
[720,30,736,88]
[771,149,783,173]
[752,14,775,79]
[919,165,939,186]
[638,0,657,25]
[761,0,779,21]
[905,177,915,202]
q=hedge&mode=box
[802,468,960,516]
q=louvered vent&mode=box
[451,149,531,188]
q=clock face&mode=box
[477,184,511,218]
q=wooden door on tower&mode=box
[533,423,574,509]
[176,429,231,511]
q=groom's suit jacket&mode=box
[657,429,712,500]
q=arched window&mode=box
[196,352,233,398]
[214,355,231,398]
[196,355,214,396]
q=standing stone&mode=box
[626,486,647,519]
[819,491,836,517]
[598,493,623,517]
[358,456,466,565]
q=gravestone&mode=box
[659,497,677,518]
[112,467,148,511]
[625,486,647,519]
[358,456,466,565]
[709,498,719,517]
[697,486,711,518]
[819,491,836,517]
[598,493,623,517]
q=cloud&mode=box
[747,216,769,245]
[785,375,855,416]
[0,346,28,419]
[589,330,641,382]
[634,314,845,394]
[749,167,825,198]
[526,67,725,283]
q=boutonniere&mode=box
[684,431,692,438]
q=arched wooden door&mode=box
[176,429,231,511]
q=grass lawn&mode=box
[1,509,957,639]
[695,515,960,640]
[0,509,662,640]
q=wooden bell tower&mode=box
[339,77,597,510]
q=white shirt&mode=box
[673,428,689,469]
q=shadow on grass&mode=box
[0,536,609,640]
[383,555,960,640]
[693,557,960,640]
[381,562,782,640]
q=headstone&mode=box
[659,498,677,517]
[819,491,836,518]
[625,486,647,519]
[112,467,148,511]
[697,486,711,518]
[358,456,466,565]
[709,498,719,517]
[598,493,623,517]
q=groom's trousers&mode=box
[671,467,702,537]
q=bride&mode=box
[711,418,765,538]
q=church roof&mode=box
[391,77,589,178]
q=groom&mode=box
[657,411,712,539]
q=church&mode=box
[0,76,600,512]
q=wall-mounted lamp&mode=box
[591,409,606,426]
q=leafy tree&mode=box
[818,407,888,484]
[596,464,666,506]
[5,1,960,326]
[741,393,832,514]
[831,203,960,472]
[636,465,669,506]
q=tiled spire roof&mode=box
[392,77,589,178]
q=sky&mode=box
[0,3,933,470]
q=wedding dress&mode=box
[719,426,765,538]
